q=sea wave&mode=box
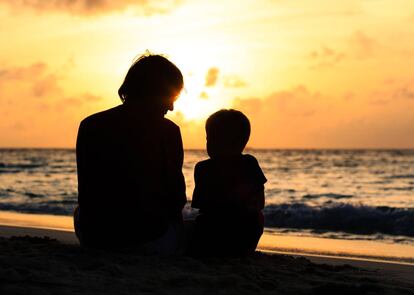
[0,163,47,173]
[263,203,414,237]
[382,186,414,191]
[0,203,75,215]
[302,193,352,199]
[1,200,414,239]
[386,174,414,179]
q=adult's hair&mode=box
[118,54,184,103]
[206,109,251,152]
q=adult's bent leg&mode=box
[141,222,185,256]
[73,206,83,244]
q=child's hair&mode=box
[118,53,183,103]
[206,109,251,153]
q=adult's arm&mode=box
[164,123,187,221]
[76,121,88,207]
[76,120,96,209]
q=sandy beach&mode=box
[0,212,413,294]
[2,0,414,292]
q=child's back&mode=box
[190,110,266,256]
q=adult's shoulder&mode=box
[161,118,180,132]
[80,105,123,128]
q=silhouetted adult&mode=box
[74,54,186,252]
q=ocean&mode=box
[0,149,413,245]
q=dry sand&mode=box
[0,234,413,295]
[0,226,413,294]
[0,212,413,294]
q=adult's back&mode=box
[75,54,186,249]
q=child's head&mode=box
[205,109,251,158]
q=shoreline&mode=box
[260,232,414,265]
[0,210,413,265]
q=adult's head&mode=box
[118,53,184,114]
[205,109,251,158]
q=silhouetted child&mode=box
[191,109,266,256]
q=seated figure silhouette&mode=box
[191,109,266,256]
[74,54,186,253]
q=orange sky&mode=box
[1,0,414,148]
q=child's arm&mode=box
[245,185,265,212]
[234,180,265,213]
[241,155,267,212]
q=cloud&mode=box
[82,93,102,101]
[393,86,414,100]
[0,62,47,81]
[0,0,181,16]
[31,74,61,98]
[223,75,246,88]
[234,85,320,117]
[308,46,345,69]
[205,67,219,87]
[368,79,414,105]
[0,62,68,100]
[55,93,102,111]
[204,69,246,88]
[230,86,325,147]
[0,61,102,147]
[320,112,414,148]
[199,91,208,100]
[349,30,378,59]
[0,62,102,102]
[229,83,414,148]
[233,97,263,115]
[0,62,63,102]
[343,92,355,101]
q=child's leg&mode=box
[243,213,264,254]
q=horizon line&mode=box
[1,147,414,150]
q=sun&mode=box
[161,44,237,121]
[171,73,223,121]
[173,93,214,120]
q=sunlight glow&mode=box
[173,73,222,120]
